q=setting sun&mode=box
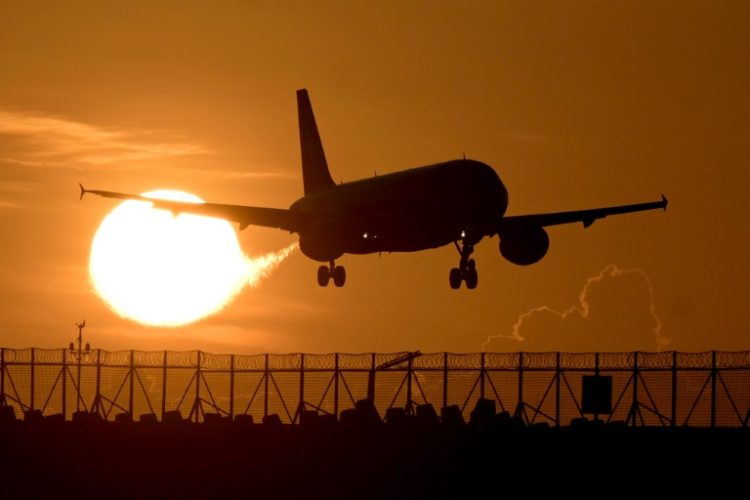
[89,190,292,327]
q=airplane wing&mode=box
[498,195,668,230]
[80,185,304,233]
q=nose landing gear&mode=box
[318,261,346,287]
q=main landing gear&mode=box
[449,240,478,290]
[318,261,346,287]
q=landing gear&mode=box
[332,265,346,287]
[317,265,330,287]
[464,260,478,289]
[449,241,479,289]
[449,268,462,289]
[318,261,346,287]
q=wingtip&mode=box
[79,183,86,201]
[661,194,668,211]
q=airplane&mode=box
[81,89,667,289]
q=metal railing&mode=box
[1,348,749,427]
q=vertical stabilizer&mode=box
[297,89,336,195]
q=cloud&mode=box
[92,322,285,354]
[0,199,23,210]
[483,265,669,352]
[0,179,39,194]
[180,167,298,180]
[0,179,40,209]
[0,110,210,168]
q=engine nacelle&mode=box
[499,226,550,266]
[299,223,345,262]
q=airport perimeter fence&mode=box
[1,348,749,428]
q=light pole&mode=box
[69,320,91,413]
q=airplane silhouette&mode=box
[81,89,667,289]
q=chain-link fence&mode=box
[1,348,749,427]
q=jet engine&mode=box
[499,226,549,265]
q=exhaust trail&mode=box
[244,243,298,287]
[481,264,669,351]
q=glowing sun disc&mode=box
[89,190,247,326]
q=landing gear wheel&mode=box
[449,268,462,289]
[317,265,330,287]
[464,268,478,289]
[332,266,346,287]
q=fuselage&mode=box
[290,159,508,261]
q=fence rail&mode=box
[1,348,749,427]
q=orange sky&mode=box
[0,1,748,354]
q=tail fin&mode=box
[297,89,336,195]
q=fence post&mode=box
[298,353,305,424]
[0,348,4,405]
[30,348,35,412]
[263,353,269,418]
[406,354,413,414]
[515,352,524,418]
[94,349,101,416]
[443,352,448,410]
[594,353,600,421]
[370,353,376,403]
[555,352,561,428]
[195,351,201,422]
[161,351,167,420]
[333,353,339,418]
[594,352,600,376]
[480,352,485,400]
[671,351,677,427]
[630,351,639,427]
[61,348,67,419]
[710,350,717,428]
[129,350,134,417]
[75,349,81,413]
[229,354,235,420]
